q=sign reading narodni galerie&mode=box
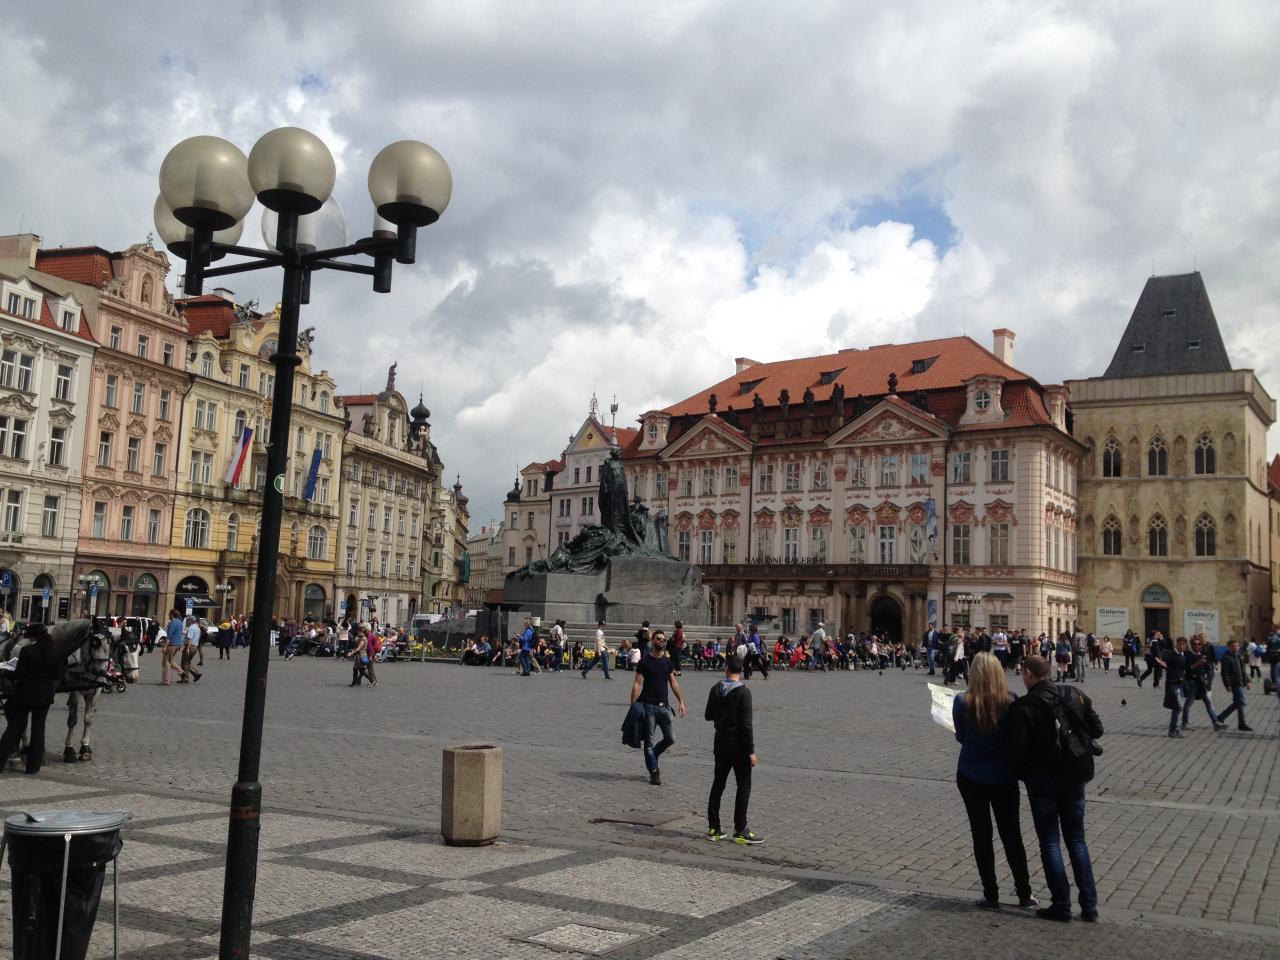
[1095,607,1129,636]
[1183,608,1219,643]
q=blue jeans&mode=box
[518,650,532,675]
[1026,776,1096,915]
[582,652,610,678]
[926,648,937,673]
[1181,684,1217,726]
[642,703,674,773]
[1217,685,1247,727]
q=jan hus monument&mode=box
[504,441,709,624]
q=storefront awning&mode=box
[181,595,215,606]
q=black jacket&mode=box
[1006,681,1103,782]
[1219,650,1247,689]
[11,639,60,707]
[704,679,754,754]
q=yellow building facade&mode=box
[171,295,343,622]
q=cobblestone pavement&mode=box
[2,652,1276,958]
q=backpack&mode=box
[1050,684,1101,782]
[370,635,383,655]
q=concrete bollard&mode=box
[441,744,503,846]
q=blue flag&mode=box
[303,447,322,501]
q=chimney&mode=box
[0,233,42,267]
[992,328,1015,365]
[735,357,759,374]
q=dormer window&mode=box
[974,390,991,411]
[738,378,764,395]
[1160,308,1176,318]
[911,356,938,374]
[61,310,76,332]
[818,368,845,386]
[1187,338,1200,349]
[1132,343,1145,353]
[647,421,658,441]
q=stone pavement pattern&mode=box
[1,652,1276,958]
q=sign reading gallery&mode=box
[1183,608,1220,643]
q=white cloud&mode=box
[2,0,1278,523]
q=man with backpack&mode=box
[1007,654,1103,923]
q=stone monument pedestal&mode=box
[503,556,708,626]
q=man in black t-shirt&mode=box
[630,630,687,786]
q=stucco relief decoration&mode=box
[906,502,927,525]
[721,509,740,530]
[833,465,847,482]
[985,498,1016,525]
[931,457,945,476]
[845,505,869,525]
[48,408,75,427]
[668,477,678,492]
[781,504,804,527]
[694,433,731,455]
[127,417,147,436]
[852,413,925,443]
[98,411,120,429]
[675,511,694,532]
[154,424,172,442]
[0,393,37,414]
[874,500,901,527]
[755,508,776,528]
[949,500,975,524]
[808,506,832,527]
[697,509,717,530]
[1,333,39,354]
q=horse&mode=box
[0,619,113,766]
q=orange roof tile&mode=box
[34,247,117,288]
[663,336,1024,417]
[179,295,239,338]
[337,394,378,407]
[1269,454,1280,490]
[0,271,97,343]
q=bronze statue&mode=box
[752,393,765,420]
[778,389,790,416]
[802,387,815,416]
[599,443,640,544]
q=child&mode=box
[704,654,762,845]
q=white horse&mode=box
[0,619,113,765]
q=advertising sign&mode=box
[1095,607,1130,637]
[928,683,956,733]
[1183,608,1219,643]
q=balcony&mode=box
[697,561,931,582]
[219,549,253,566]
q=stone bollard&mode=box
[441,744,502,846]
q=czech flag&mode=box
[225,426,253,486]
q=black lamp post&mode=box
[154,126,451,960]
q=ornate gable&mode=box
[828,397,948,448]
[661,417,751,460]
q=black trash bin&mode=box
[1,809,129,960]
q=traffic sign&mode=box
[339,599,347,611]
[0,571,10,590]
[42,586,51,601]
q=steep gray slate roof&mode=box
[1102,273,1233,378]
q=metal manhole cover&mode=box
[520,922,647,955]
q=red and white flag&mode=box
[224,426,253,486]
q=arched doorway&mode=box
[31,573,55,625]
[133,573,159,617]
[174,575,213,617]
[869,594,903,645]
[303,583,325,622]
[1141,583,1171,639]
[344,593,357,621]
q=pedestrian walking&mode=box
[518,617,535,677]
[953,652,1037,911]
[923,623,940,675]
[1053,633,1072,683]
[161,609,182,685]
[1137,633,1164,688]
[671,620,686,676]
[549,619,567,672]
[1007,654,1104,923]
[349,627,376,686]
[630,630,687,786]
[179,616,203,683]
[1182,637,1225,731]
[581,621,612,679]
[0,625,60,774]
[704,653,761,845]
[1216,639,1253,731]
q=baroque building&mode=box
[1068,274,1275,643]
[503,457,559,573]
[34,239,188,619]
[175,294,344,622]
[335,371,440,628]
[426,477,470,616]
[0,235,97,622]
[510,331,1082,641]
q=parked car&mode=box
[107,616,155,645]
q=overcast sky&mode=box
[4,1,1278,526]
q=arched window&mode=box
[1147,514,1168,557]
[1102,515,1122,556]
[307,524,327,560]
[234,410,247,439]
[319,391,329,414]
[226,513,239,551]
[200,353,213,378]
[1194,433,1215,475]
[1147,436,1168,476]
[1195,513,1216,556]
[1102,437,1122,477]
[184,508,210,548]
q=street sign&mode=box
[273,474,286,494]
[42,586,51,601]
[186,600,194,615]
[89,583,99,599]
[0,571,10,590]
[339,599,347,611]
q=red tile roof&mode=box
[337,394,378,407]
[1269,454,1280,491]
[663,336,1024,417]
[179,295,240,338]
[33,247,117,288]
[0,272,97,342]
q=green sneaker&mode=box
[706,827,727,842]
[733,830,763,845]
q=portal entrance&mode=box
[869,594,903,645]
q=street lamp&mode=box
[215,582,233,620]
[955,592,978,630]
[77,573,105,617]
[155,126,451,960]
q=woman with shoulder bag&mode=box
[952,652,1039,912]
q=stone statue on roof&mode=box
[778,389,790,417]
[831,382,844,405]
[803,387,815,416]
[386,362,397,393]
[752,393,764,420]
[708,393,718,414]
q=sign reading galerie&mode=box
[1183,608,1220,643]
[1095,607,1129,636]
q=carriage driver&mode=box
[0,624,60,774]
